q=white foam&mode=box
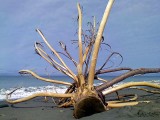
[0,85,67,101]
[0,80,159,101]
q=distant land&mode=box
[0,72,160,77]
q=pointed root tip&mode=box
[19,70,28,74]
[35,29,39,32]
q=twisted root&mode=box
[102,82,160,95]
[6,92,73,104]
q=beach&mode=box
[0,89,160,120]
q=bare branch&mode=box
[94,76,108,83]
[6,92,73,104]
[88,0,115,89]
[131,87,160,94]
[96,67,132,75]
[102,82,160,95]
[36,29,78,82]
[97,68,160,91]
[77,3,85,86]
[107,101,139,108]
[93,16,96,34]
[35,43,75,79]
[101,42,112,51]
[96,52,123,73]
[59,41,77,66]
[7,87,22,97]
[77,3,83,64]
[82,45,91,64]
[84,44,93,78]
[107,94,138,102]
[35,42,67,70]
[19,70,72,86]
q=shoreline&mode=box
[0,89,160,120]
[1,79,159,101]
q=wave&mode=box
[0,80,159,101]
[0,85,68,101]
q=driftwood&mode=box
[6,0,160,119]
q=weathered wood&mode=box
[97,68,160,91]
[6,0,160,119]
[73,95,106,118]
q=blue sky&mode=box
[0,0,160,76]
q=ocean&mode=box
[0,75,160,101]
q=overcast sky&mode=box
[0,0,160,76]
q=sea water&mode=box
[0,75,160,101]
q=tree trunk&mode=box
[73,94,106,118]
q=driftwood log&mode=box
[6,0,160,119]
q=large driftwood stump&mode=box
[6,0,160,119]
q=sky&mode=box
[0,0,160,76]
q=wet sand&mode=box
[0,89,160,120]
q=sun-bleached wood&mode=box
[88,0,115,89]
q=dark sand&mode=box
[0,89,160,120]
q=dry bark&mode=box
[96,68,160,91]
